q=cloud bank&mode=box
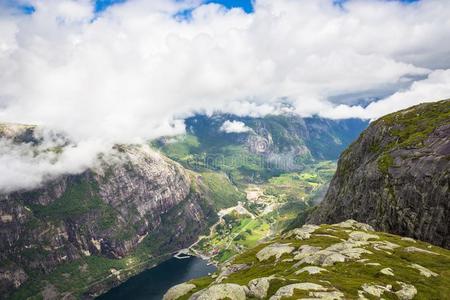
[0,0,450,191]
[220,120,252,133]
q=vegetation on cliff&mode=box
[308,99,450,249]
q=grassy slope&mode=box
[191,162,336,264]
[179,223,450,300]
[199,171,246,210]
[373,100,450,173]
[154,134,282,185]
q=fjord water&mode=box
[97,256,216,300]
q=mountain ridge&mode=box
[308,100,450,248]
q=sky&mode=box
[1,0,450,192]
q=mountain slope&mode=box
[0,126,219,299]
[164,220,450,300]
[155,114,367,183]
[0,113,367,299]
[308,100,450,248]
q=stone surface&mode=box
[404,246,439,255]
[0,136,217,298]
[334,220,374,231]
[169,222,450,300]
[189,284,246,300]
[360,283,392,297]
[216,264,249,283]
[293,245,323,260]
[308,100,450,249]
[380,268,394,276]
[395,282,417,300]
[284,224,319,240]
[401,237,416,243]
[246,276,274,299]
[295,266,327,275]
[269,283,326,300]
[294,234,375,267]
[256,243,295,262]
[309,290,345,299]
[163,283,196,300]
[410,263,438,277]
[349,231,379,241]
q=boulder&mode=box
[269,283,327,300]
[256,243,295,262]
[246,276,274,299]
[164,283,196,300]
[189,284,246,300]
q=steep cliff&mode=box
[308,100,450,248]
[0,126,218,299]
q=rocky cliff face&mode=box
[308,100,450,249]
[0,127,217,299]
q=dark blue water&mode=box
[97,256,216,300]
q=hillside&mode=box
[0,115,365,299]
[147,114,366,264]
[308,100,450,248]
[0,115,366,299]
[154,114,367,184]
[0,125,222,299]
[164,220,450,300]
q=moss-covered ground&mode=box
[179,223,450,300]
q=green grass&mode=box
[29,180,117,228]
[182,224,450,299]
[376,100,450,150]
[377,153,394,175]
[152,134,201,162]
[154,133,303,185]
[10,251,164,300]
[346,100,450,176]
[11,193,213,300]
[199,172,246,210]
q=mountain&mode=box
[154,114,367,183]
[0,114,368,299]
[164,220,450,299]
[0,126,222,299]
[308,100,450,249]
[161,101,450,300]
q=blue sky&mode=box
[94,0,254,13]
[96,0,418,13]
[13,0,420,15]
[203,0,254,13]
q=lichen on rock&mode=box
[256,243,295,262]
[163,283,196,300]
[189,283,246,300]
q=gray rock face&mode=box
[308,100,450,249]
[163,283,197,300]
[0,141,217,297]
[246,276,274,299]
[189,283,246,300]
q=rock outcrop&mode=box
[165,221,450,299]
[308,100,450,248]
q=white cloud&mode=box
[0,132,108,193]
[0,0,450,191]
[220,120,252,133]
[320,69,450,120]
